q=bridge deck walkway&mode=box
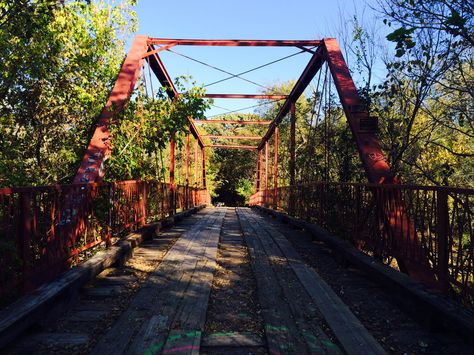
[4,207,470,355]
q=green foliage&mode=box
[105,77,211,181]
[0,0,137,186]
[377,0,474,187]
[206,113,262,205]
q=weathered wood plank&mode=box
[0,206,205,350]
[202,332,264,347]
[143,209,226,354]
[237,208,341,355]
[245,209,387,355]
[237,208,308,355]
[90,209,219,355]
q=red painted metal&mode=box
[202,94,287,99]
[193,119,272,125]
[249,182,474,304]
[169,137,176,214]
[201,147,206,188]
[0,180,208,300]
[147,49,179,98]
[142,43,176,58]
[205,144,257,150]
[258,45,326,149]
[147,48,205,148]
[273,127,279,209]
[74,35,148,183]
[170,137,175,187]
[265,142,269,191]
[148,38,322,47]
[323,38,392,184]
[188,117,205,148]
[202,135,262,140]
[289,102,296,186]
[185,132,190,183]
[289,103,296,212]
[194,138,199,187]
[256,150,262,191]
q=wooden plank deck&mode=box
[236,208,387,355]
[4,207,393,355]
[91,208,226,355]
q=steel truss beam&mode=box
[205,144,257,150]
[147,45,205,148]
[193,119,271,125]
[74,35,148,183]
[202,94,287,99]
[148,38,322,47]
[202,135,262,140]
[258,38,392,184]
[258,45,325,150]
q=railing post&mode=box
[139,181,147,226]
[19,191,32,291]
[265,141,269,207]
[201,146,206,189]
[273,127,279,210]
[436,189,449,293]
[185,131,190,184]
[256,149,262,192]
[289,102,296,214]
[170,136,176,215]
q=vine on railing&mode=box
[250,183,474,307]
[0,180,208,305]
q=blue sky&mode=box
[132,0,385,117]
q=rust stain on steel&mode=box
[147,38,322,47]
[74,35,148,183]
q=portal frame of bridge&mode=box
[71,35,447,291]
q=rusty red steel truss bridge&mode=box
[0,37,472,308]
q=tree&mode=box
[375,0,474,186]
[0,0,137,186]
[105,77,211,181]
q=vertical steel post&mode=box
[289,102,296,213]
[289,102,296,186]
[273,127,279,209]
[201,146,206,188]
[194,139,199,187]
[265,141,269,206]
[185,131,190,184]
[436,190,449,293]
[169,136,176,214]
[256,149,262,192]
[19,191,32,290]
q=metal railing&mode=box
[0,180,208,304]
[250,183,474,307]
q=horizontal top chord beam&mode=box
[147,38,322,47]
[193,119,272,125]
[202,135,262,140]
[202,94,287,99]
[205,144,257,150]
